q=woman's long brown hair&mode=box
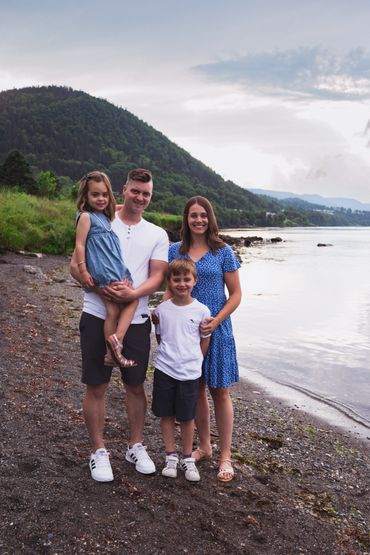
[179,196,225,254]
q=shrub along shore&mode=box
[0,189,181,254]
[0,189,279,257]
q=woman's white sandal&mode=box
[217,458,234,482]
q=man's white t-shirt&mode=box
[154,298,211,381]
[83,216,169,324]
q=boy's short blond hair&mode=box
[167,259,197,280]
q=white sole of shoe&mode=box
[91,474,114,482]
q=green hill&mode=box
[0,85,280,227]
[1,85,370,228]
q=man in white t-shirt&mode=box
[71,168,168,482]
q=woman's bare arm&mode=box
[200,270,242,335]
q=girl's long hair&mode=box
[179,196,225,254]
[76,171,116,220]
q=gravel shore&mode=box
[0,251,369,555]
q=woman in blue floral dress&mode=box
[169,196,242,481]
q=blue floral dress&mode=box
[169,242,240,388]
[77,211,132,286]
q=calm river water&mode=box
[227,227,370,437]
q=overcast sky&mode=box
[1,0,370,201]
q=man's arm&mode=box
[104,259,168,303]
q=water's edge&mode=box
[239,365,370,441]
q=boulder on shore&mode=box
[164,230,283,260]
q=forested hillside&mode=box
[0,86,279,227]
[1,85,369,227]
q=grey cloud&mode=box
[194,47,370,100]
[275,150,370,200]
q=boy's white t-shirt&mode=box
[154,298,211,381]
[83,217,169,324]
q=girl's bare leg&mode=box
[114,299,138,343]
[104,299,138,367]
[103,299,120,341]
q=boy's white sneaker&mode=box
[180,457,200,482]
[125,443,156,474]
[89,448,114,482]
[162,455,179,478]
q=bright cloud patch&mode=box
[194,47,370,100]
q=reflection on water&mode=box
[229,227,370,429]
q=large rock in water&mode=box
[220,234,264,247]
[164,231,282,264]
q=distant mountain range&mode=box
[248,188,370,212]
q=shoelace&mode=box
[95,451,109,463]
[135,446,149,457]
[166,459,178,469]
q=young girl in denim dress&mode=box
[75,171,137,367]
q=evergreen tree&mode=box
[36,170,58,198]
[0,150,35,192]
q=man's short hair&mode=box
[126,168,152,184]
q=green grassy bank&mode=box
[0,189,181,254]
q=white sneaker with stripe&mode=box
[89,448,114,482]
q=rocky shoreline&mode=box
[165,231,283,262]
[0,251,369,555]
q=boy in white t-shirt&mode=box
[152,259,211,482]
